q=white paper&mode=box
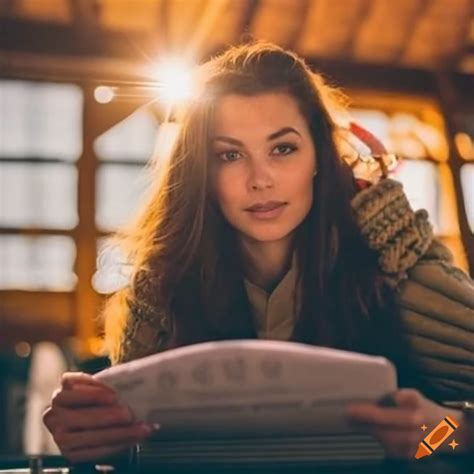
[95,340,397,438]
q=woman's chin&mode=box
[239,228,294,244]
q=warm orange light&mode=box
[455,133,474,161]
[94,86,115,104]
[15,341,31,358]
[154,58,195,105]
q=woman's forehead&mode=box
[211,92,309,136]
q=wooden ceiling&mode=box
[1,0,473,75]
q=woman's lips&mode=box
[245,202,288,220]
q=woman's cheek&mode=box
[214,169,242,215]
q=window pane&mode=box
[350,109,390,153]
[94,108,158,162]
[350,108,448,161]
[454,113,474,161]
[0,235,77,290]
[0,80,82,160]
[461,164,474,232]
[92,238,131,294]
[392,160,440,234]
[96,164,150,231]
[0,163,78,229]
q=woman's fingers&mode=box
[59,423,152,452]
[391,389,424,409]
[51,405,133,431]
[346,404,423,429]
[62,372,98,388]
[52,386,117,408]
[62,372,114,394]
[346,389,426,429]
[43,374,153,463]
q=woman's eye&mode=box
[217,150,242,162]
[273,143,297,155]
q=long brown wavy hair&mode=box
[103,41,415,384]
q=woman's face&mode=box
[210,92,317,245]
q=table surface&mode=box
[0,454,473,474]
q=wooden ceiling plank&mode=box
[182,0,232,58]
[201,1,251,55]
[100,0,160,32]
[69,0,101,28]
[402,0,471,68]
[0,18,158,61]
[389,0,430,64]
[287,0,312,50]
[251,0,306,47]
[297,0,372,58]
[338,0,373,60]
[15,0,71,24]
[166,0,209,53]
[239,0,261,36]
[353,0,427,63]
[0,0,16,17]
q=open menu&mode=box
[95,340,397,465]
[95,340,397,433]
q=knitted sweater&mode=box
[351,179,473,401]
[109,179,474,401]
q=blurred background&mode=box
[0,0,473,458]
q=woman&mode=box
[43,42,474,463]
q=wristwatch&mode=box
[441,400,474,419]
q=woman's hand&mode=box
[346,388,469,459]
[43,372,153,463]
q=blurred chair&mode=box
[23,342,69,455]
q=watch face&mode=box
[442,401,474,411]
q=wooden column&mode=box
[435,72,474,276]
[74,83,101,355]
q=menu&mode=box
[95,340,397,439]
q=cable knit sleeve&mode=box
[394,255,474,400]
[350,178,434,285]
[351,178,474,401]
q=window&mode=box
[0,80,82,160]
[350,108,442,231]
[0,80,82,290]
[95,164,150,231]
[391,160,440,233]
[0,163,78,229]
[94,108,158,232]
[0,235,76,290]
[461,164,474,232]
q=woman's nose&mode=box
[248,162,274,191]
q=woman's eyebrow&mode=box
[268,127,301,140]
[212,127,301,145]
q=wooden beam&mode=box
[391,0,430,64]
[287,0,312,51]
[0,0,16,16]
[239,0,260,38]
[307,58,437,95]
[0,290,74,336]
[435,71,474,276]
[0,227,75,237]
[69,0,101,28]
[342,0,373,60]
[73,83,102,355]
[0,49,152,83]
[0,18,152,59]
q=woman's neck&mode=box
[239,235,295,293]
